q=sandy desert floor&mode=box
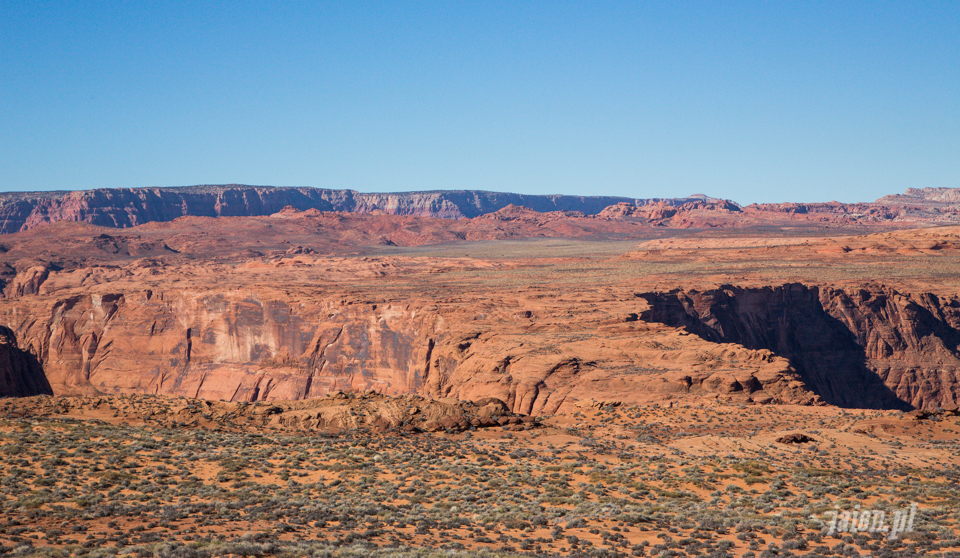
[0,393,958,558]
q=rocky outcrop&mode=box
[743,187,960,225]
[744,202,909,223]
[597,202,643,219]
[10,277,960,412]
[598,199,742,224]
[432,329,818,414]
[5,263,58,297]
[0,185,644,233]
[639,284,960,410]
[0,290,438,401]
[0,392,537,434]
[878,187,960,205]
[776,433,815,444]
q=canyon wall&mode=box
[2,254,959,411]
[639,284,960,410]
[0,289,438,402]
[0,264,818,412]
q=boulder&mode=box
[422,421,443,432]
[775,433,815,444]
[906,409,934,421]
[475,398,510,418]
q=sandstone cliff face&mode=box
[0,186,640,233]
[2,250,959,411]
[819,287,960,410]
[639,284,960,410]
[0,261,818,412]
[1,290,438,402]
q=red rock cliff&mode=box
[0,263,817,412]
[639,284,960,410]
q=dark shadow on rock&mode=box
[638,284,912,410]
[0,325,53,397]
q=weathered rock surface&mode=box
[0,391,536,434]
[0,274,820,412]
[639,284,960,410]
[878,187,960,205]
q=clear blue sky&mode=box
[2,2,958,204]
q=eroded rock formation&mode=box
[0,392,537,434]
[639,284,960,410]
[0,278,819,412]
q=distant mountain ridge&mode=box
[1,184,958,235]
[877,187,960,205]
[0,185,729,234]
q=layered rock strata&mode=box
[639,284,960,410]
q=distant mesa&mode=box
[876,187,960,205]
[1,184,959,235]
[0,184,755,235]
[0,185,643,234]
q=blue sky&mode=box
[2,2,957,204]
